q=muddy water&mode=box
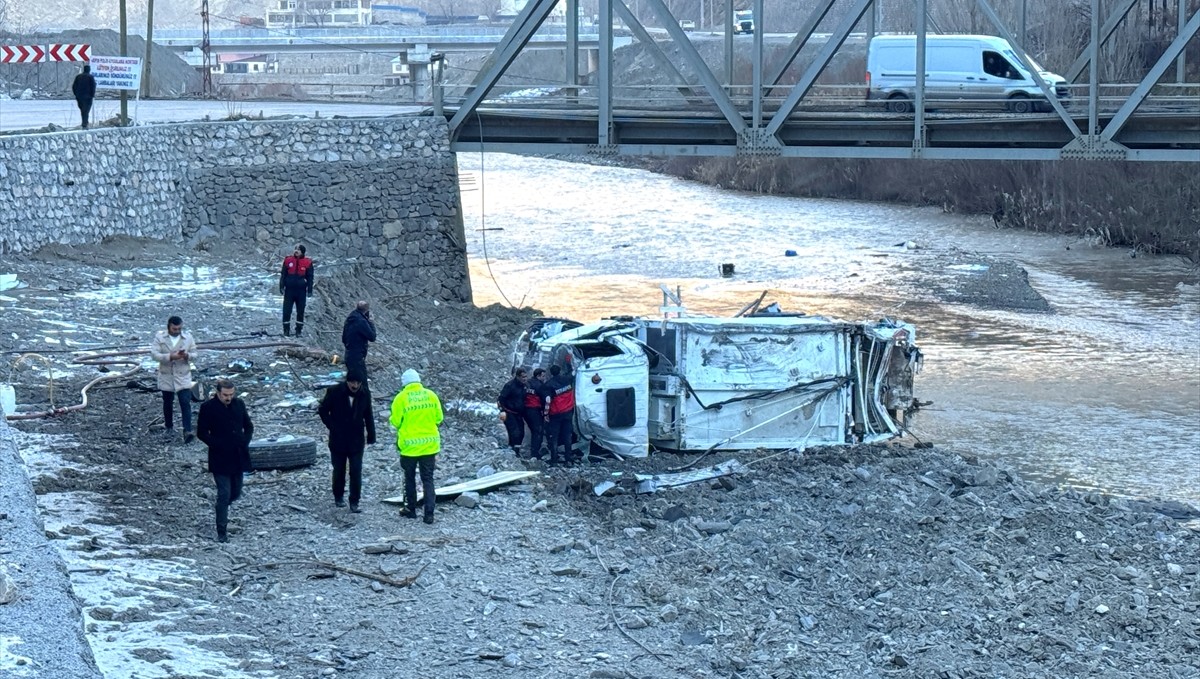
[458,153,1200,502]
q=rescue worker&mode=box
[543,364,576,466]
[149,315,197,443]
[318,369,376,513]
[497,368,528,455]
[341,301,376,382]
[279,244,314,337]
[389,369,443,524]
[523,368,549,459]
[196,379,254,543]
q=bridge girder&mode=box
[442,0,1200,162]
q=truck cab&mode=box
[733,10,754,34]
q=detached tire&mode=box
[249,435,317,471]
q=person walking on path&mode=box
[523,368,549,459]
[341,301,376,382]
[318,369,376,513]
[196,379,254,543]
[279,244,314,337]
[389,369,443,524]
[543,364,576,466]
[498,368,528,456]
[149,315,198,444]
[72,65,96,129]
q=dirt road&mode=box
[1,240,1197,678]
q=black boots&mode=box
[283,323,291,337]
[295,322,304,337]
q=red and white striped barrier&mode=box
[48,44,92,62]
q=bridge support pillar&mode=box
[585,48,600,76]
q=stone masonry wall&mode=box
[0,117,470,302]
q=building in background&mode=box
[266,0,373,28]
[372,4,427,25]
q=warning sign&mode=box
[90,55,143,91]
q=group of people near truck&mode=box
[497,364,579,466]
[149,243,444,543]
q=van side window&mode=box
[983,51,1021,79]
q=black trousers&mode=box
[162,388,193,433]
[77,98,92,128]
[401,455,437,517]
[522,407,545,458]
[282,288,307,334]
[503,411,524,448]
[331,449,364,504]
[345,355,368,383]
[213,472,244,531]
[546,412,575,462]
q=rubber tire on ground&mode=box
[886,95,912,113]
[248,435,318,471]
[1007,94,1032,114]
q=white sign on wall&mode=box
[91,55,143,91]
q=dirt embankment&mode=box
[1,240,1197,678]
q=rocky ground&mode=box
[1,239,1197,678]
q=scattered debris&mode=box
[634,459,746,494]
[382,471,540,505]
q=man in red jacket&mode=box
[279,244,314,337]
[543,365,576,466]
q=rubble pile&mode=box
[0,240,1196,678]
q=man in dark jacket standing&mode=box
[318,369,376,512]
[279,244,314,337]
[196,379,255,543]
[543,365,576,466]
[497,368,528,456]
[72,65,96,129]
[341,301,376,382]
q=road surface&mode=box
[0,99,423,132]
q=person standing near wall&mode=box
[149,315,197,444]
[196,379,254,543]
[341,301,376,382]
[72,65,96,130]
[389,369,443,524]
[279,244,314,337]
[318,369,376,513]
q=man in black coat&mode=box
[318,369,376,512]
[71,65,96,129]
[497,368,528,456]
[341,301,377,382]
[196,379,255,543]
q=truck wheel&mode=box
[249,435,318,471]
[886,94,912,114]
[1007,94,1032,114]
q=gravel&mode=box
[1,239,1196,678]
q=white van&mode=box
[866,34,1069,113]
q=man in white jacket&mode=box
[150,315,198,443]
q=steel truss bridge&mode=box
[442,0,1200,162]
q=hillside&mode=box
[4,0,271,32]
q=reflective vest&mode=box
[389,383,443,457]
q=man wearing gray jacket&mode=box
[150,315,198,443]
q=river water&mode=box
[457,153,1199,503]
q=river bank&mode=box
[2,238,1198,678]
[639,156,1200,262]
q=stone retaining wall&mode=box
[0,117,470,302]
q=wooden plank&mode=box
[381,470,540,505]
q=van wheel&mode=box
[886,95,912,114]
[1007,94,1032,114]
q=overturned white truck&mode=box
[512,311,922,458]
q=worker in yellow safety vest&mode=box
[389,369,444,524]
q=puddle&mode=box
[12,432,278,679]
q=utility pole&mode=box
[143,0,155,98]
[119,0,128,124]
